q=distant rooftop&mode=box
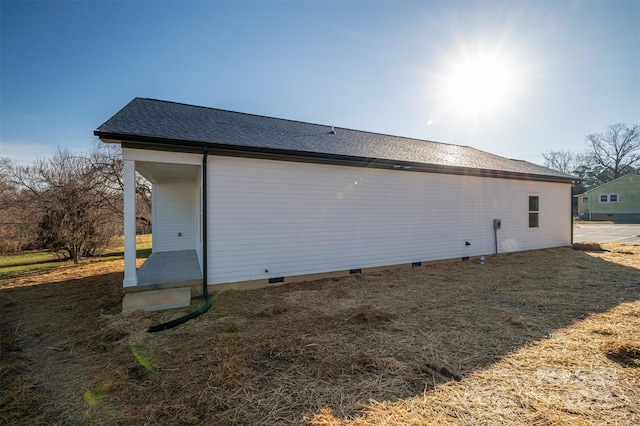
[95,98,576,183]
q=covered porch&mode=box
[121,148,205,312]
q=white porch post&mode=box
[123,159,138,287]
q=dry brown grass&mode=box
[572,242,606,251]
[1,243,639,425]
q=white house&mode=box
[95,98,577,312]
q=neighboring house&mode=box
[575,174,640,222]
[95,98,577,312]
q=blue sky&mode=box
[1,0,639,165]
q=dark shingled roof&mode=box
[95,98,576,183]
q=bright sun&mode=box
[439,50,521,121]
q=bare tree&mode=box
[0,157,12,198]
[542,123,640,190]
[585,123,640,182]
[1,158,40,253]
[135,180,152,234]
[541,150,582,175]
[11,148,121,263]
[91,142,152,233]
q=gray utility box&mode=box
[493,219,502,230]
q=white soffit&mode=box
[136,161,199,183]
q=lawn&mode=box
[1,242,639,425]
[0,235,152,277]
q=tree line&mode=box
[542,123,640,193]
[0,143,151,261]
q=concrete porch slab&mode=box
[136,249,202,288]
[122,249,202,312]
[122,287,192,313]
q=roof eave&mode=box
[94,130,576,184]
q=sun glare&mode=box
[438,49,522,121]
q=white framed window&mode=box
[528,195,539,228]
[581,196,588,204]
[599,194,619,203]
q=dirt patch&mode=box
[1,244,639,425]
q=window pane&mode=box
[610,194,618,202]
[582,197,588,204]
[528,196,539,211]
[600,194,608,202]
[529,212,539,228]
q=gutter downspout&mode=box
[148,147,212,332]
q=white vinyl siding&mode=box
[206,156,571,285]
[153,179,197,252]
[195,174,203,269]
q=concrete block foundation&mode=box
[122,287,192,313]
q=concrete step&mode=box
[122,287,191,313]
